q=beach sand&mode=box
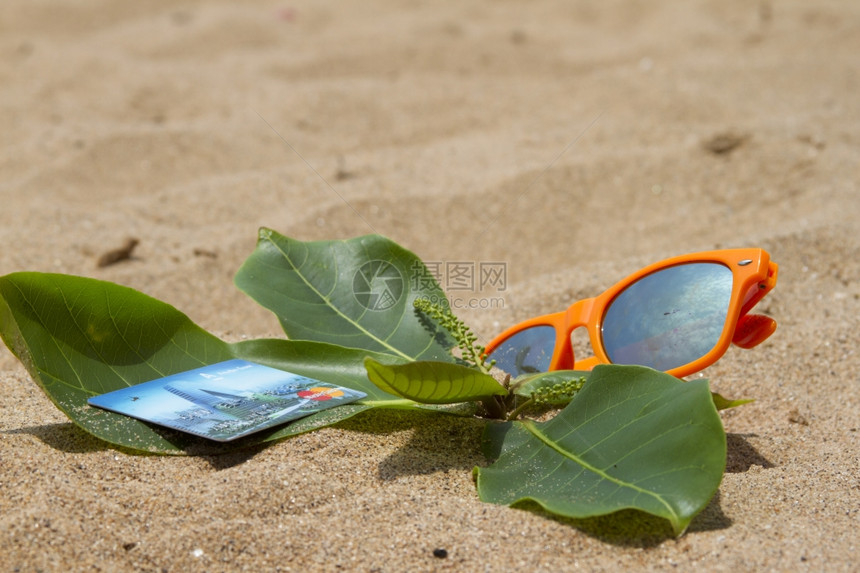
[1,1,858,570]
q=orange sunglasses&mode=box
[484,248,778,378]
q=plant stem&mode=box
[506,397,535,421]
[481,395,507,420]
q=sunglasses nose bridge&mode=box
[561,297,605,370]
[563,297,599,336]
[564,297,596,324]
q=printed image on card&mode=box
[87,359,366,442]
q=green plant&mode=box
[0,228,745,536]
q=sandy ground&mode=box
[1,1,858,571]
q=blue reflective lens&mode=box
[601,263,733,371]
[488,325,556,376]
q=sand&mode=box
[1,0,858,570]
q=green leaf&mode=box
[234,229,456,362]
[364,358,507,404]
[0,272,418,454]
[711,391,754,411]
[474,365,726,536]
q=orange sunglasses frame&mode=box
[484,248,778,378]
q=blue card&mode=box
[87,359,366,442]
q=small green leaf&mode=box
[234,229,456,362]
[364,358,507,404]
[711,391,754,411]
[474,365,726,537]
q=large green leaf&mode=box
[364,358,507,404]
[0,272,417,454]
[474,365,726,536]
[234,229,456,361]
